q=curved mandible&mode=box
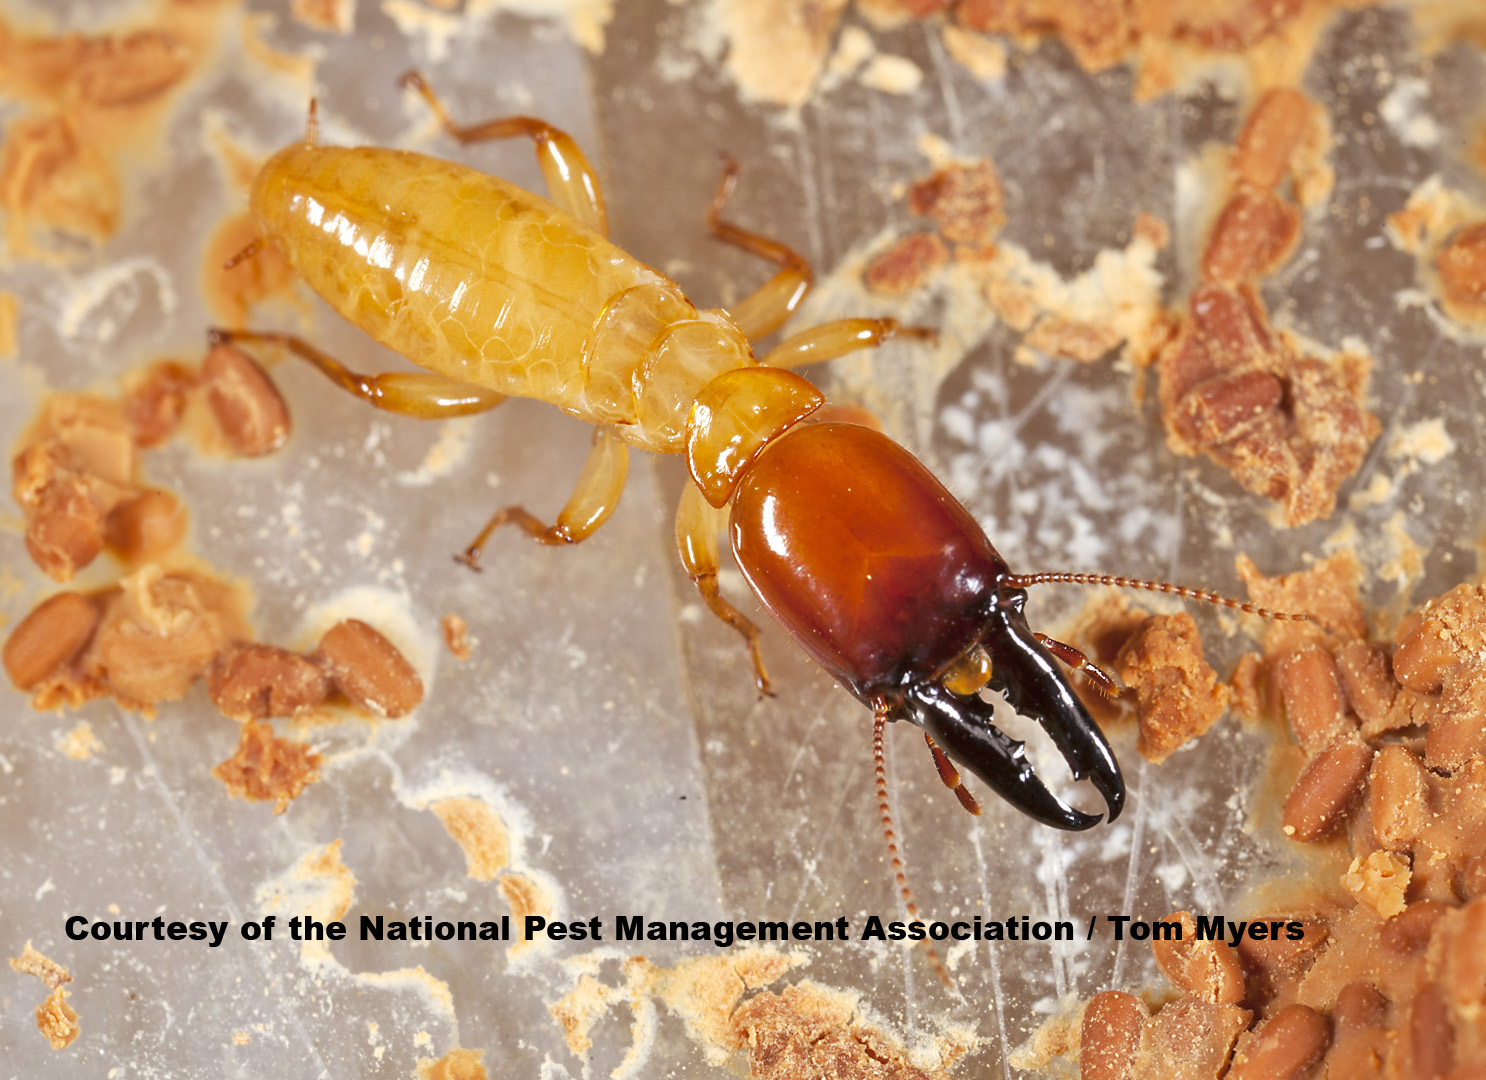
[903,599,1124,829]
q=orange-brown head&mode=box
[729,421,1123,829]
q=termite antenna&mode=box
[222,237,263,270]
[1002,572,1309,622]
[708,151,741,223]
[874,709,954,992]
[304,98,320,147]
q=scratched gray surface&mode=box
[0,1,1482,1076]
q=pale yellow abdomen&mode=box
[250,144,666,417]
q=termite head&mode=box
[729,420,1124,830]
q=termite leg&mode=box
[400,71,608,238]
[208,329,508,419]
[460,425,629,564]
[674,484,773,695]
[760,318,937,369]
[708,158,939,355]
[1034,633,1122,700]
[708,154,813,340]
[925,733,982,816]
[874,707,953,990]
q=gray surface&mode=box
[1,1,1482,1076]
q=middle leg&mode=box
[460,425,630,565]
[706,161,937,363]
[707,155,813,341]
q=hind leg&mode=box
[207,329,508,419]
[206,329,511,418]
[401,71,608,237]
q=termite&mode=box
[216,76,1302,866]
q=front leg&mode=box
[760,318,936,369]
[674,483,772,695]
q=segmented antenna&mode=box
[874,710,953,991]
[1002,572,1308,622]
[222,237,263,270]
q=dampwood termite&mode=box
[217,76,1303,889]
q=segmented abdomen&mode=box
[251,144,664,417]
